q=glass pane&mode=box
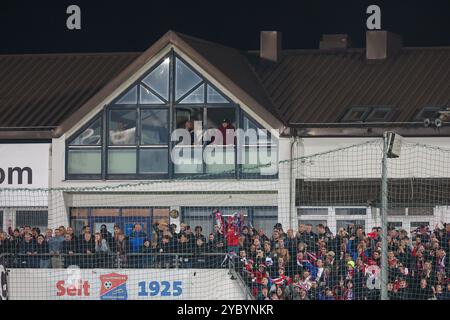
[180,85,204,104]
[408,207,434,216]
[109,110,137,145]
[173,145,203,174]
[175,107,204,146]
[298,208,328,216]
[175,58,202,100]
[142,59,170,100]
[183,217,213,237]
[335,208,367,215]
[116,86,137,104]
[108,149,136,174]
[70,117,101,145]
[243,115,272,145]
[141,109,169,145]
[15,211,48,229]
[204,145,235,174]
[206,108,236,131]
[175,107,203,130]
[183,207,212,218]
[68,149,101,174]
[253,218,278,236]
[207,85,228,103]
[140,85,164,104]
[139,149,168,174]
[411,222,430,230]
[298,220,327,230]
[336,220,365,231]
[388,222,402,230]
[240,145,278,175]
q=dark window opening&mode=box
[366,107,394,122]
[414,107,442,121]
[341,107,369,122]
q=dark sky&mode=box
[1,0,450,54]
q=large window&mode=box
[66,52,277,180]
[182,207,276,237]
[67,116,102,177]
[16,210,48,232]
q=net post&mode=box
[380,131,389,300]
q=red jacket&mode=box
[226,226,239,246]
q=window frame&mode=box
[65,51,277,181]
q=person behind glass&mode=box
[94,232,110,268]
[212,119,235,145]
[78,226,95,268]
[20,232,37,268]
[184,120,196,145]
[61,233,77,268]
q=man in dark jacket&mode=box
[78,230,95,268]
[36,234,50,268]
[61,233,77,267]
[20,233,37,268]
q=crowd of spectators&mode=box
[236,222,450,300]
[1,218,450,300]
[0,221,227,269]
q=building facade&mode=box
[1,30,449,237]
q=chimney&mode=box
[366,30,403,60]
[260,31,282,63]
[319,34,350,50]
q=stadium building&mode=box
[1,29,450,238]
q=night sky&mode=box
[1,0,450,54]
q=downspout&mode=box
[288,135,300,230]
[289,135,305,229]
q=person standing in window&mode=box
[212,119,235,145]
[184,120,196,145]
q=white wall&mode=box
[8,268,247,300]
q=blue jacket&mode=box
[129,231,147,253]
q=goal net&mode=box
[1,137,449,300]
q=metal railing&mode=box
[0,252,232,269]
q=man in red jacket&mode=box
[226,220,240,255]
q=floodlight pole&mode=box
[380,131,389,300]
